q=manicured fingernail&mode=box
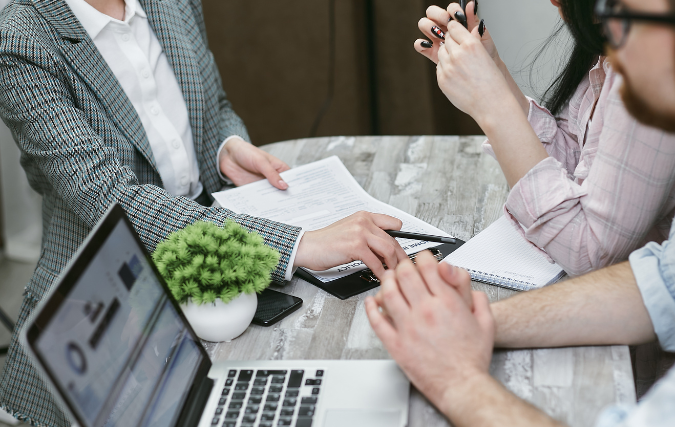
[478,19,485,37]
[279,180,288,189]
[454,11,468,29]
[431,26,445,40]
[474,0,478,16]
[420,40,433,48]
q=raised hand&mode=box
[293,212,409,279]
[436,20,511,119]
[219,136,291,190]
[415,2,498,64]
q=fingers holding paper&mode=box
[293,211,408,278]
[219,136,291,190]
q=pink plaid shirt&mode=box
[484,58,675,276]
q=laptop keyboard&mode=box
[211,368,324,427]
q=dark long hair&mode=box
[537,0,605,115]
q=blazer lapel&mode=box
[139,0,205,155]
[32,0,159,171]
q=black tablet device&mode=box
[294,241,465,300]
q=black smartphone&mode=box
[252,289,303,326]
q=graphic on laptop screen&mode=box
[34,220,204,427]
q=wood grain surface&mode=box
[208,136,636,427]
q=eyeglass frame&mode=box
[595,0,675,48]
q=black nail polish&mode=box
[421,40,433,48]
[474,0,478,16]
[454,11,468,29]
[430,26,445,40]
[478,19,485,37]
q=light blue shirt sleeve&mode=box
[595,217,675,427]
[628,235,675,351]
[595,366,675,427]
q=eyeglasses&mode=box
[595,0,675,48]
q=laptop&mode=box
[21,204,410,427]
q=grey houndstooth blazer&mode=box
[0,1,301,425]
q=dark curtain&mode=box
[202,0,481,146]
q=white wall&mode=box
[480,0,570,100]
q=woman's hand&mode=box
[415,2,498,65]
[218,137,291,190]
[436,20,512,121]
[415,2,529,114]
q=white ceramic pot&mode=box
[181,292,258,342]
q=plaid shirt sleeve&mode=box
[483,70,675,276]
[504,76,675,276]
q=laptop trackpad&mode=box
[323,409,402,427]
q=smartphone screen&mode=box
[252,289,303,326]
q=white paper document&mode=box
[212,156,452,283]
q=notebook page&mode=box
[212,156,452,283]
[443,216,564,290]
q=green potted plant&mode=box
[152,220,279,342]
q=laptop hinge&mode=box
[176,375,214,427]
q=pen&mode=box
[385,230,457,244]
[457,0,469,29]
[460,0,468,13]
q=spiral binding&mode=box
[465,269,536,292]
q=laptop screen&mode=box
[32,214,207,427]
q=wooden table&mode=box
[207,135,636,427]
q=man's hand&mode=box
[293,212,409,278]
[365,252,494,415]
[219,137,290,190]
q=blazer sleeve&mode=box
[0,35,297,284]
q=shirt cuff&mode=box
[506,156,586,229]
[284,229,305,281]
[629,241,675,352]
[216,135,246,182]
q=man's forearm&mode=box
[492,261,656,348]
[440,372,564,427]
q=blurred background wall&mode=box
[201,0,565,146]
[0,0,565,253]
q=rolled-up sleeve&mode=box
[629,239,675,351]
[483,75,675,277]
[593,232,675,426]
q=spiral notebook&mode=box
[443,216,566,291]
